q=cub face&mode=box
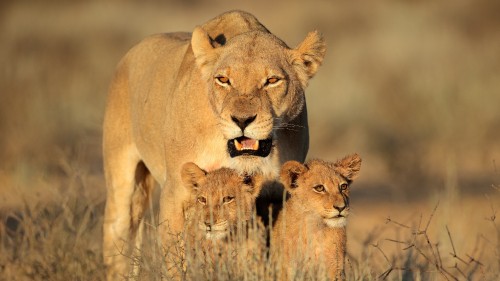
[191,27,326,161]
[280,154,362,228]
[181,162,263,240]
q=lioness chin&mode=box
[102,10,325,279]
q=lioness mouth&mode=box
[227,137,273,157]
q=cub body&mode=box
[272,154,362,281]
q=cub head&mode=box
[181,162,263,240]
[280,154,361,228]
[191,26,326,164]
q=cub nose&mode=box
[333,205,346,213]
[231,115,256,131]
[204,221,212,231]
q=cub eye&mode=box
[215,76,230,85]
[222,196,235,204]
[340,183,348,191]
[197,196,207,205]
[313,185,325,193]
[265,77,280,86]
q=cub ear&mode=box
[180,162,207,193]
[191,26,220,79]
[242,172,264,197]
[280,161,308,193]
[288,31,326,88]
[334,154,362,181]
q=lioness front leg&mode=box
[103,148,143,280]
[158,185,190,279]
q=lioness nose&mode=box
[231,115,256,131]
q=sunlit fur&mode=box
[102,10,325,279]
[181,162,263,241]
[272,154,362,281]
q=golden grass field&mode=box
[1,0,499,280]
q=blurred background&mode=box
[0,0,499,278]
[1,0,498,203]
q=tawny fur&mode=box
[180,162,263,241]
[102,10,325,279]
[272,154,361,281]
[180,162,265,270]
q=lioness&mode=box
[272,154,362,281]
[102,10,325,279]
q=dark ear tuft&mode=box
[191,26,221,79]
[280,161,308,193]
[243,173,263,197]
[243,174,253,185]
[180,162,207,193]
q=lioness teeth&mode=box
[234,138,259,151]
[234,140,243,151]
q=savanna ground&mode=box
[1,0,499,280]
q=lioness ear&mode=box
[334,154,362,181]
[191,26,220,79]
[280,161,308,193]
[242,173,264,197]
[180,162,207,193]
[289,31,326,88]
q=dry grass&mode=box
[1,178,498,280]
[1,0,499,280]
[0,169,106,280]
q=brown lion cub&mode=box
[180,162,264,242]
[272,154,361,281]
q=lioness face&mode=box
[280,155,361,228]
[192,28,325,160]
[181,162,263,240]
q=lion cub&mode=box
[180,162,264,243]
[272,154,361,281]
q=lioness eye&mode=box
[340,183,348,191]
[222,196,234,204]
[313,185,325,193]
[266,77,280,86]
[215,76,230,85]
[197,196,207,205]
